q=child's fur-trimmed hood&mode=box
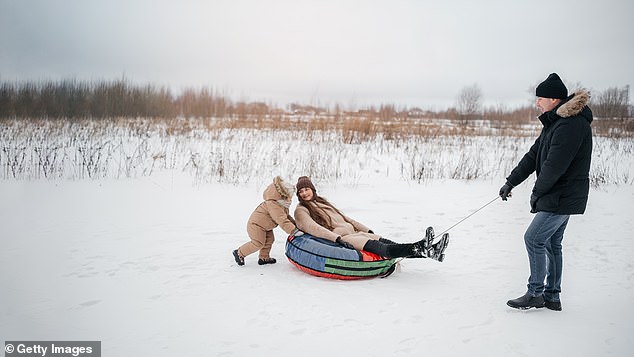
[263,176,295,201]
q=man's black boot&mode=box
[544,300,562,311]
[506,293,545,310]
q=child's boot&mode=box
[233,249,245,266]
[258,257,277,265]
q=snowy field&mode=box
[1,172,633,356]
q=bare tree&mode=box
[593,85,630,119]
[456,84,483,120]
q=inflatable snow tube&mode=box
[285,232,398,280]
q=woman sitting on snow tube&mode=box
[291,176,449,268]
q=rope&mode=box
[390,196,501,265]
[435,195,500,238]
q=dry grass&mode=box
[1,116,632,186]
[120,113,628,139]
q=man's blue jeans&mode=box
[524,212,570,301]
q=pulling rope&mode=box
[435,195,500,238]
[390,196,501,266]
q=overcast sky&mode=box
[1,0,633,109]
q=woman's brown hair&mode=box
[298,194,356,231]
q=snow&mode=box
[1,172,633,356]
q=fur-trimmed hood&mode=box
[556,89,592,122]
[263,176,295,201]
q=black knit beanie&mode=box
[536,73,568,99]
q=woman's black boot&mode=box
[364,240,422,258]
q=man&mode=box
[499,73,593,311]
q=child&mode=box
[233,176,298,266]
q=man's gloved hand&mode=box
[499,183,513,201]
[336,236,355,250]
[530,194,538,213]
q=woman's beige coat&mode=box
[294,201,380,250]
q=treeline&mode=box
[0,79,259,119]
[0,78,540,123]
[0,79,631,121]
